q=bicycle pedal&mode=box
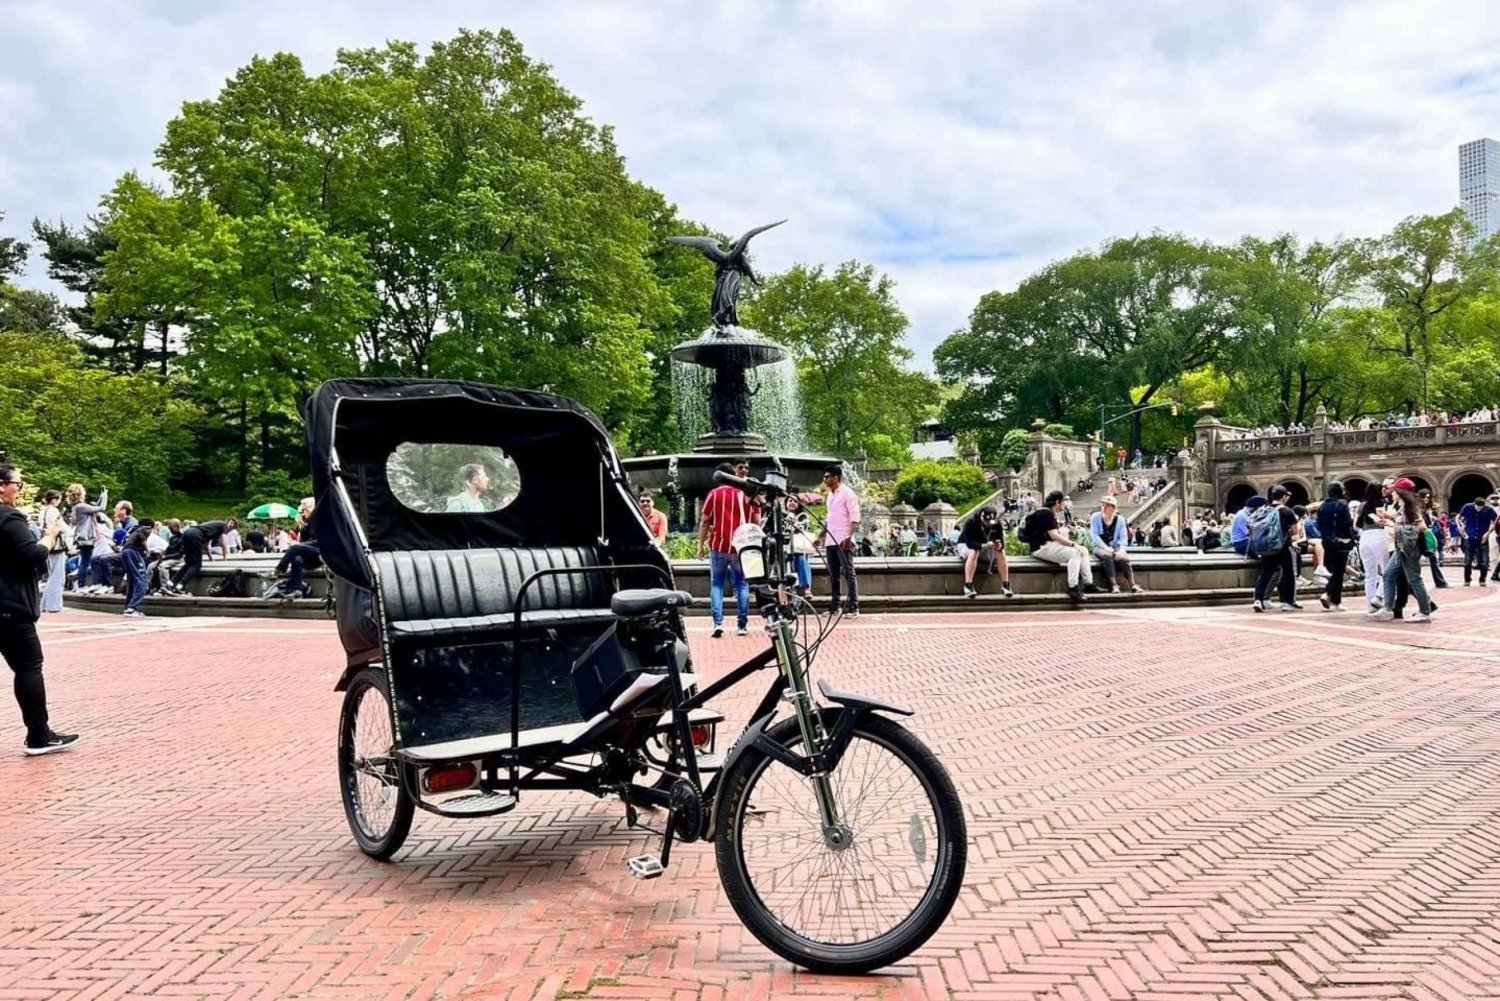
[626,854,665,880]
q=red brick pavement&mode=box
[4,591,1500,1001]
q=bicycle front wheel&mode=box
[714,711,966,973]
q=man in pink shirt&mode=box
[821,464,861,617]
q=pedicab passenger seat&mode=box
[368,546,616,642]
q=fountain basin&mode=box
[669,325,790,368]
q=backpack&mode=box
[1246,506,1286,557]
[208,569,249,598]
[1019,511,1044,547]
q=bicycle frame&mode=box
[627,470,899,851]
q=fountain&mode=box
[622,221,836,526]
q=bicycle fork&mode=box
[771,618,851,850]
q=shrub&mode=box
[244,469,313,510]
[1043,423,1078,440]
[997,429,1031,471]
[893,461,991,511]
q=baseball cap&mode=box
[1245,495,1268,510]
[1391,477,1416,491]
[1101,495,1118,506]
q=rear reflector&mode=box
[423,762,479,794]
[691,724,712,749]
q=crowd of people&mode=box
[1223,406,1500,439]
[1232,479,1497,620]
[11,481,323,618]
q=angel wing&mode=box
[666,234,730,264]
[729,219,787,258]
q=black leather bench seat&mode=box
[388,608,617,638]
[370,546,614,641]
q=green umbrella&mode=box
[247,502,298,520]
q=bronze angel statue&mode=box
[667,220,786,328]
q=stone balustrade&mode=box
[1213,420,1499,460]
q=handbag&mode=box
[1422,527,1438,554]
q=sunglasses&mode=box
[0,479,22,487]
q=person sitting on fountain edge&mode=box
[959,507,1013,599]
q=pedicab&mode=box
[307,378,966,973]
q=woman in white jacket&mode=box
[39,491,67,613]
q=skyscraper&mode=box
[1459,138,1500,246]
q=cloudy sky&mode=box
[2,0,1497,365]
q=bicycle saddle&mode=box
[610,588,695,619]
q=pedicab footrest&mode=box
[427,791,518,818]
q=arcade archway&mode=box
[1447,472,1496,515]
[1337,475,1375,504]
[1278,479,1312,508]
[1225,482,1256,513]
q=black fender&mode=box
[333,660,381,693]
[706,684,912,840]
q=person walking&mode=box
[1417,491,1449,588]
[0,461,80,755]
[1356,483,1389,610]
[1315,482,1354,611]
[1023,490,1094,604]
[1456,493,1496,587]
[65,483,107,593]
[820,464,861,617]
[1250,485,1301,612]
[1371,481,1435,622]
[1089,496,1144,594]
[39,490,68,614]
[698,463,752,637]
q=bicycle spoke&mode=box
[734,729,944,948]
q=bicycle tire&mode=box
[714,711,966,973]
[337,667,415,860]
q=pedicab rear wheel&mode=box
[338,667,415,860]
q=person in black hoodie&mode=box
[0,460,80,755]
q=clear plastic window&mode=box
[386,443,521,514]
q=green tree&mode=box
[939,234,1238,454]
[0,331,198,502]
[1217,234,1369,426]
[97,29,678,464]
[744,261,933,458]
[1367,210,1499,408]
[0,211,65,334]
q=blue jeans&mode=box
[794,554,812,590]
[74,546,93,589]
[1464,537,1490,583]
[122,549,148,612]
[91,551,123,588]
[1383,548,1432,615]
[708,551,749,628]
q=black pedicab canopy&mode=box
[306,378,662,590]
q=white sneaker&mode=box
[1369,609,1394,620]
[963,584,977,599]
[1314,567,1331,578]
[1131,584,1146,593]
[1110,585,1121,594]
[1408,612,1432,623]
[122,608,146,618]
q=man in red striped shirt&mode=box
[697,461,753,638]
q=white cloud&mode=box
[2,0,1497,366]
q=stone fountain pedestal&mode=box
[621,324,836,530]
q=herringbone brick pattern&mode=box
[4,593,1500,1000]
